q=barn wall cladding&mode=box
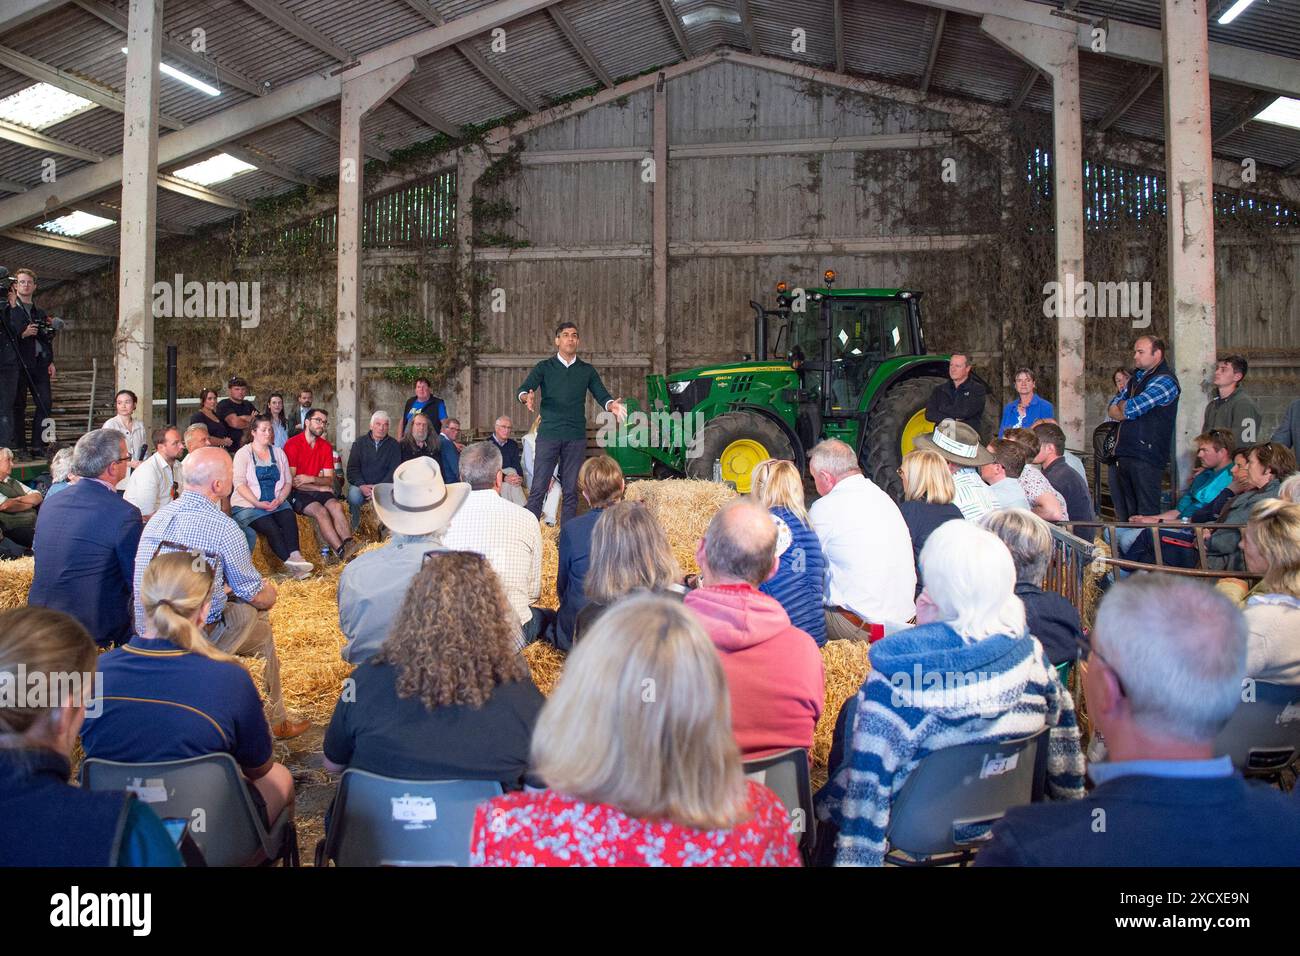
[40,57,1300,439]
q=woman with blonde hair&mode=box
[324,551,544,786]
[572,499,686,642]
[897,448,964,596]
[80,551,296,828]
[0,607,182,866]
[749,457,827,644]
[1239,498,1300,685]
[471,594,800,866]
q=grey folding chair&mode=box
[744,747,814,858]
[884,728,1049,866]
[315,770,503,867]
[1214,680,1300,788]
[82,753,298,867]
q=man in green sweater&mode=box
[1202,354,1261,446]
[518,322,625,522]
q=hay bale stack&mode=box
[250,503,381,577]
[539,523,560,610]
[523,641,566,697]
[811,640,872,790]
[625,479,737,575]
[260,566,353,724]
[0,557,34,609]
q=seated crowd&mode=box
[2,398,1300,868]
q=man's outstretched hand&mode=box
[522,390,538,414]
[608,398,627,422]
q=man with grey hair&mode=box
[443,441,545,645]
[978,575,1300,866]
[345,410,401,534]
[133,446,308,739]
[28,430,141,646]
[491,415,526,507]
[807,439,916,639]
[980,509,1081,665]
[183,421,210,453]
[684,500,824,758]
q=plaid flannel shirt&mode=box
[1109,368,1179,420]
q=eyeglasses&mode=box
[1074,632,1125,698]
[116,455,133,463]
[150,539,224,586]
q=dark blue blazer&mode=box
[28,478,142,647]
[555,507,603,650]
[975,773,1300,866]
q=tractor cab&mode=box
[760,273,927,447]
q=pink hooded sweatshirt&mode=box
[684,583,825,759]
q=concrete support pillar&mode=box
[115,0,162,429]
[1162,0,1217,487]
[982,15,1085,452]
[335,57,414,460]
[455,145,488,432]
[651,72,669,378]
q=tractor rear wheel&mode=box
[685,410,796,493]
[862,375,946,500]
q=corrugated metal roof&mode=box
[930,11,1028,104]
[563,0,683,80]
[402,48,519,129]
[1032,0,1300,63]
[844,0,938,83]
[750,0,835,67]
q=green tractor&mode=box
[605,272,997,498]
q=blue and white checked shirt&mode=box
[134,491,266,634]
[1109,367,1180,420]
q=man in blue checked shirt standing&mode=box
[1107,335,1180,520]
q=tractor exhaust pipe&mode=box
[750,301,766,360]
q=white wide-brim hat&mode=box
[372,457,470,536]
[914,418,994,467]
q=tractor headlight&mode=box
[667,381,692,394]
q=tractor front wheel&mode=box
[685,411,796,493]
[862,375,947,500]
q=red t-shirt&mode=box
[284,432,334,478]
[470,781,800,867]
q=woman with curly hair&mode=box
[323,550,544,786]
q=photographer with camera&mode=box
[6,269,55,458]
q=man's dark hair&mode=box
[152,425,178,448]
[1218,354,1248,380]
[1003,426,1040,458]
[228,376,248,388]
[555,321,578,337]
[1031,422,1068,456]
[986,439,1027,478]
[415,376,431,387]
[1136,335,1166,357]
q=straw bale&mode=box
[625,479,738,575]
[811,640,872,790]
[0,557,34,610]
[539,523,560,610]
[523,642,567,697]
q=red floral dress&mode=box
[470,781,801,867]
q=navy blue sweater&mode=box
[977,773,1300,866]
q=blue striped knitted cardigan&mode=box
[815,621,1086,867]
